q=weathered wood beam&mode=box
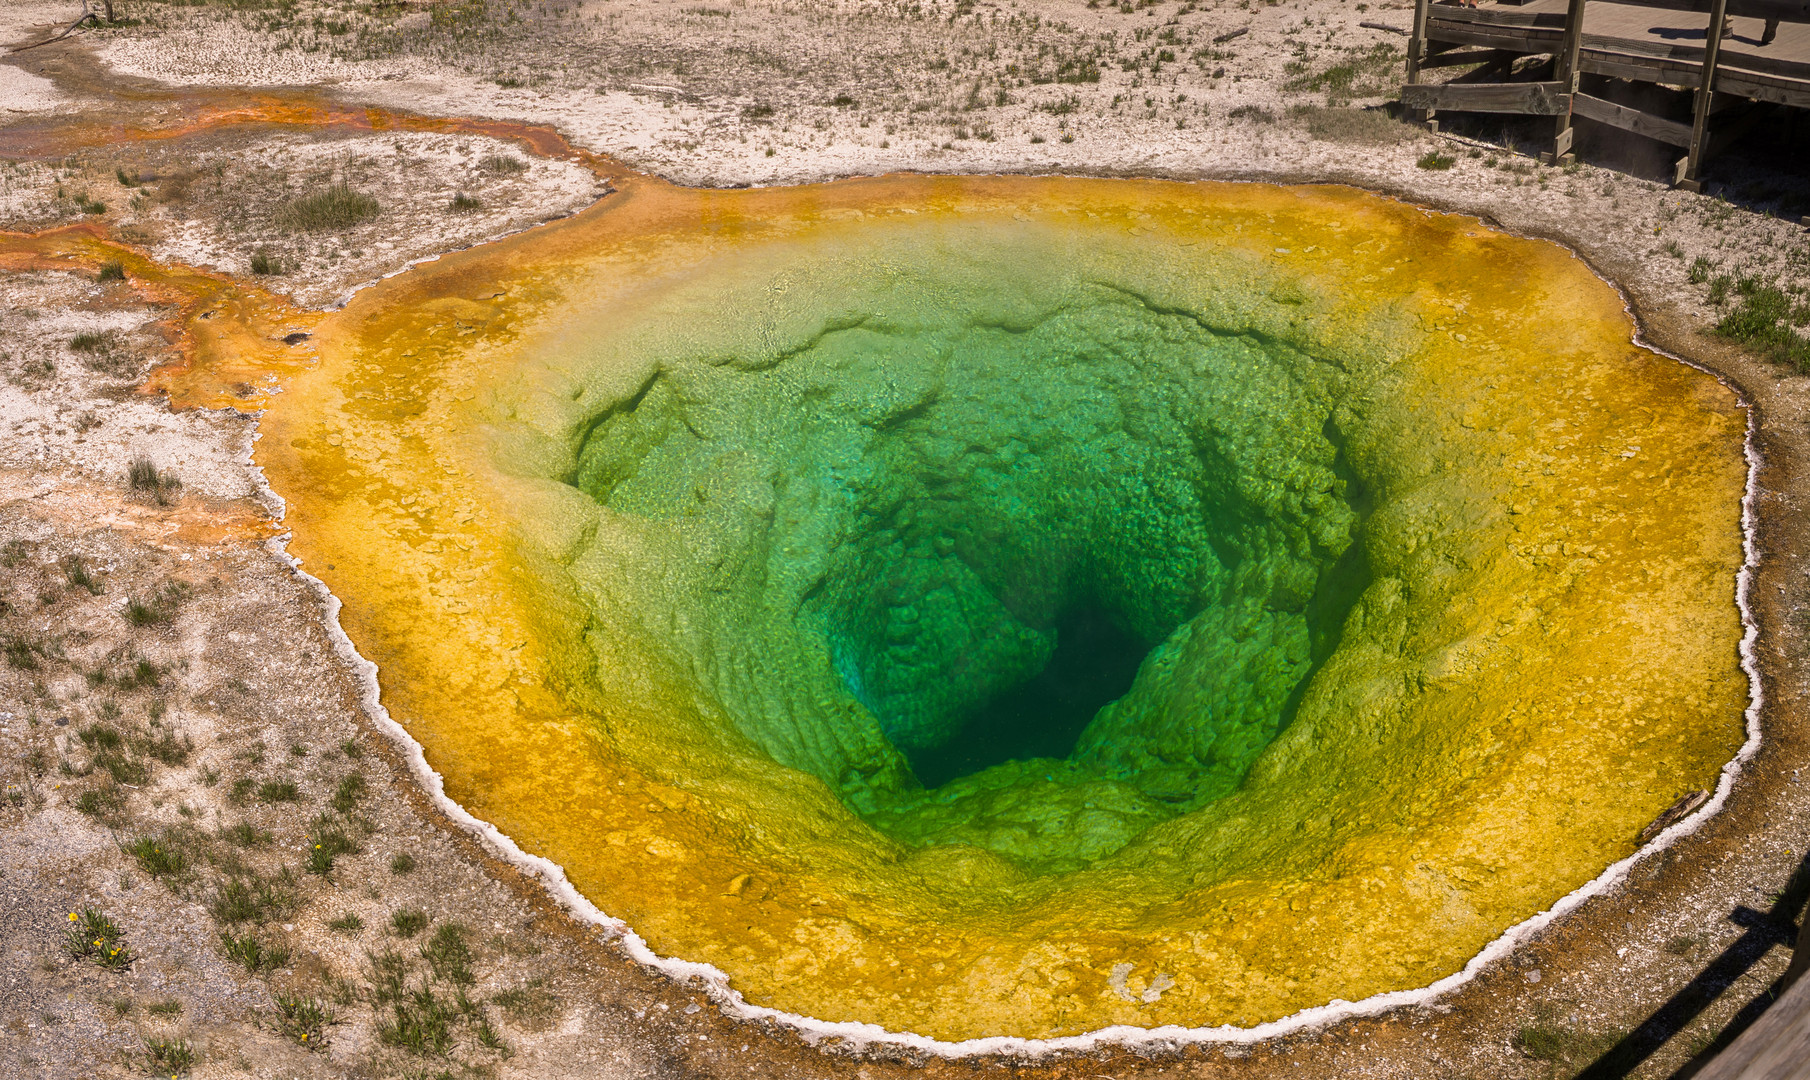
[1426,5,1568,27]
[1680,0,1731,188]
[1548,0,1590,160]
[1407,0,1432,83]
[1608,0,1809,21]
[1399,80,1573,113]
[1570,92,1695,145]
[1407,0,1436,126]
[1429,0,1808,22]
[1419,47,1522,69]
[1691,951,1810,1080]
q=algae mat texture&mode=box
[257,175,1750,1040]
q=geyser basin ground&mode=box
[259,176,1750,1042]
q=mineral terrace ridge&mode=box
[0,1,1808,1079]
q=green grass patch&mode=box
[64,907,132,970]
[141,1035,194,1076]
[123,833,189,881]
[306,813,359,874]
[1715,276,1810,370]
[64,555,102,594]
[391,908,429,938]
[258,779,300,803]
[220,930,290,972]
[209,869,298,925]
[1281,42,1401,105]
[75,786,125,818]
[218,821,270,847]
[274,992,337,1048]
[330,773,365,814]
[420,922,474,986]
[377,985,457,1055]
[279,181,380,232]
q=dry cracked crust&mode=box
[3,5,1810,1079]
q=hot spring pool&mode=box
[260,175,1750,1043]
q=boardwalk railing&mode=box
[1402,0,1810,188]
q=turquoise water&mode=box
[567,255,1365,867]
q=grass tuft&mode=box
[420,922,474,986]
[258,779,300,803]
[220,930,291,972]
[479,153,527,174]
[96,259,125,281]
[330,773,366,814]
[209,869,299,925]
[123,833,189,882]
[1416,150,1457,170]
[306,813,360,875]
[448,192,482,212]
[274,992,337,1048]
[65,555,102,594]
[65,907,132,970]
[141,1035,195,1076]
[127,457,183,505]
[1227,104,1275,123]
[376,985,456,1055]
[279,181,380,232]
[391,908,429,938]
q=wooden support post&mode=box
[1407,0,1436,129]
[1546,0,1588,163]
[1677,0,1729,191]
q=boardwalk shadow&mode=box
[1568,847,1810,1080]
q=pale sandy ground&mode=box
[3,0,1810,1078]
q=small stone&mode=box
[1525,968,1542,983]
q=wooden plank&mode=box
[1596,0,1810,21]
[1420,47,1521,67]
[1552,0,1590,156]
[1424,22,1559,50]
[1578,50,1703,83]
[1400,79,1573,112]
[1716,67,1810,105]
[1693,963,1810,1080]
[1683,0,1731,183]
[1424,5,1567,27]
[1575,32,1810,80]
[1570,91,1695,142]
[1408,0,1433,83]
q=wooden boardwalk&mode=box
[1403,0,1810,186]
